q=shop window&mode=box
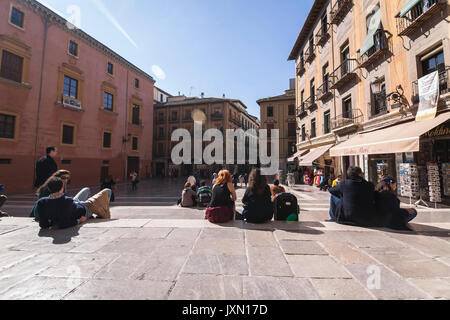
[62,124,75,145]
[10,7,24,28]
[68,41,78,57]
[103,92,114,111]
[0,50,24,83]
[132,137,138,151]
[0,113,16,139]
[107,62,114,75]
[103,131,112,149]
[132,104,140,125]
[63,75,78,99]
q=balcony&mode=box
[304,45,315,63]
[317,80,333,101]
[358,31,390,69]
[296,60,306,76]
[330,59,358,90]
[297,104,308,119]
[396,0,447,37]
[210,112,224,120]
[412,66,450,104]
[331,109,363,131]
[330,0,353,25]
[230,117,241,127]
[315,24,330,47]
[305,95,317,111]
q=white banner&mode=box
[416,71,439,122]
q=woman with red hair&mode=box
[206,170,237,223]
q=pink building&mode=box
[0,0,155,192]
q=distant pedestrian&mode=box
[130,172,139,191]
[239,174,245,188]
[187,175,197,192]
[244,173,249,187]
[0,184,7,217]
[34,146,58,188]
[101,175,117,202]
[212,173,218,186]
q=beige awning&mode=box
[330,112,450,157]
[299,144,334,167]
[287,150,309,162]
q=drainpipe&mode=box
[33,16,49,188]
[124,70,129,182]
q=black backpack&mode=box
[274,193,300,221]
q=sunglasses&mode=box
[60,176,70,180]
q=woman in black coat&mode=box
[242,169,274,224]
[375,176,418,230]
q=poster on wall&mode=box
[416,71,439,122]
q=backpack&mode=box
[198,187,212,205]
[274,193,300,221]
[205,206,234,223]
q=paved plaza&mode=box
[0,179,449,300]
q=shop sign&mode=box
[416,71,439,122]
[424,122,450,138]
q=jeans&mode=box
[74,188,112,219]
[329,194,341,221]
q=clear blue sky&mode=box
[37,0,313,118]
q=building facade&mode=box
[153,95,260,178]
[289,0,450,204]
[257,85,297,173]
[154,86,172,104]
[0,0,155,192]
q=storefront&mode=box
[291,144,335,185]
[330,112,450,206]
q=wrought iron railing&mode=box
[296,59,305,76]
[315,23,330,46]
[330,59,358,88]
[297,103,308,119]
[331,109,363,130]
[396,0,445,36]
[330,0,353,24]
[317,79,332,99]
[358,30,389,67]
[412,66,450,103]
[304,45,315,63]
[305,95,317,110]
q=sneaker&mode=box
[0,211,8,217]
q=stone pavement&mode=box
[0,180,449,300]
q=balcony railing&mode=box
[210,112,224,120]
[317,79,333,100]
[305,95,317,111]
[315,23,330,46]
[296,60,306,76]
[330,0,353,25]
[304,45,315,63]
[412,66,450,104]
[358,30,390,69]
[330,59,358,89]
[370,93,389,119]
[331,109,363,130]
[297,104,308,119]
[396,0,446,37]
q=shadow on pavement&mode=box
[38,226,81,244]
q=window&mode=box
[288,104,295,116]
[0,114,16,139]
[160,94,164,102]
[301,90,305,108]
[372,81,387,116]
[62,124,75,145]
[103,131,112,148]
[288,122,296,137]
[171,111,178,121]
[267,107,274,117]
[159,127,164,138]
[132,137,138,151]
[324,110,331,134]
[0,50,23,83]
[323,63,329,92]
[107,62,114,75]
[134,78,139,88]
[343,97,352,118]
[103,92,114,111]
[321,11,327,34]
[422,50,445,76]
[69,41,78,57]
[310,78,315,101]
[10,7,24,28]
[63,76,78,99]
[132,104,140,125]
[301,124,306,141]
[311,118,316,138]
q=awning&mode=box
[299,144,334,167]
[360,7,382,56]
[399,0,421,17]
[330,112,450,157]
[287,150,309,163]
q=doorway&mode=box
[127,157,140,178]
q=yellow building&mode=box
[289,0,450,201]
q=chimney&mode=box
[201,92,204,99]
[223,94,226,99]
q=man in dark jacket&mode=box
[35,146,58,188]
[329,166,378,227]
